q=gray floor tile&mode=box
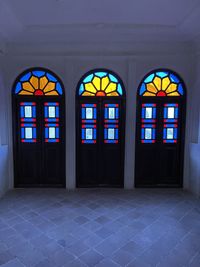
[79,249,104,267]
[95,258,120,267]
[0,189,199,267]
[112,249,135,266]
[0,259,25,267]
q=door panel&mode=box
[76,98,125,187]
[14,97,65,187]
[135,99,185,187]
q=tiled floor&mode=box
[0,189,200,267]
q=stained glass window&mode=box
[44,102,60,142]
[141,104,156,143]
[14,69,63,96]
[163,104,178,143]
[104,104,119,143]
[20,102,36,143]
[81,104,97,144]
[78,70,124,97]
[139,71,184,97]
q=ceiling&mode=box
[0,0,200,53]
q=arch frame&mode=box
[76,68,126,98]
[12,67,65,97]
[76,68,126,188]
[137,68,187,99]
[12,67,66,188]
[135,68,187,188]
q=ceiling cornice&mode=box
[5,41,194,57]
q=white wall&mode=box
[0,55,9,197]
[0,49,198,194]
[188,53,200,196]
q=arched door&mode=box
[12,68,65,187]
[76,69,126,187]
[135,69,186,187]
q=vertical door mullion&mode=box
[97,99,102,185]
[38,98,43,185]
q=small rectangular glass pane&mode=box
[145,128,152,140]
[24,106,32,118]
[167,107,175,119]
[167,128,174,139]
[25,127,32,139]
[86,108,93,119]
[108,108,115,119]
[49,127,56,138]
[108,128,115,139]
[49,107,56,118]
[145,108,152,119]
[86,128,93,140]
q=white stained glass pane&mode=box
[49,127,56,139]
[108,108,115,119]
[25,127,32,139]
[108,128,115,139]
[86,128,93,139]
[167,128,174,139]
[49,107,56,118]
[25,106,32,118]
[86,108,93,119]
[145,128,152,140]
[145,107,152,119]
[167,107,175,119]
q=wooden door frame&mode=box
[75,69,126,188]
[135,69,187,188]
[12,68,66,188]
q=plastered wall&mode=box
[0,52,199,196]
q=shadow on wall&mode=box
[0,145,8,197]
[189,143,200,197]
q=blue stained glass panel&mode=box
[79,84,84,95]
[15,82,22,94]
[109,74,118,83]
[144,74,155,83]
[156,72,168,78]
[32,71,45,78]
[83,74,94,83]
[56,83,63,95]
[170,73,180,83]
[178,84,184,95]
[46,73,57,82]
[95,72,107,78]
[20,72,31,82]
[139,83,146,95]
[117,84,123,95]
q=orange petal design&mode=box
[107,91,119,96]
[30,76,39,90]
[39,76,48,90]
[82,91,95,96]
[101,76,109,90]
[146,83,158,94]
[143,92,156,96]
[166,83,177,94]
[43,82,56,93]
[162,77,170,90]
[167,92,180,96]
[19,90,33,95]
[92,76,101,91]
[45,90,59,96]
[105,82,117,94]
[22,82,35,93]
[153,77,161,91]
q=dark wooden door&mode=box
[76,97,125,187]
[135,98,185,187]
[13,96,65,187]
